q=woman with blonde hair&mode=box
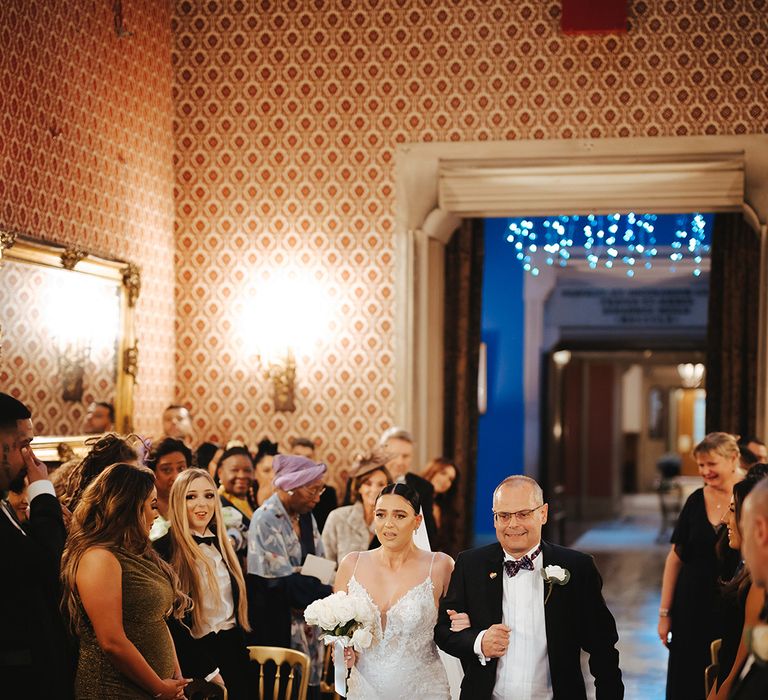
[61,463,191,700]
[658,432,742,699]
[154,468,251,700]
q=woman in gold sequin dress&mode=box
[61,463,192,699]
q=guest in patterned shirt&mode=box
[246,454,332,698]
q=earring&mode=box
[287,490,294,496]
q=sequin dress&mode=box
[75,548,176,699]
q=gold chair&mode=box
[248,645,310,700]
[185,678,227,700]
[704,637,722,697]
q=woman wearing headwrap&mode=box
[246,454,332,698]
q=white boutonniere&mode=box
[747,624,768,664]
[542,565,571,604]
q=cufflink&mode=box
[489,572,498,579]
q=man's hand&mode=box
[22,446,49,484]
[481,624,511,658]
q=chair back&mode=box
[704,638,722,696]
[248,645,310,700]
[185,678,227,700]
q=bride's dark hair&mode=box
[378,482,421,514]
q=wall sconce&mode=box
[57,338,91,402]
[43,265,120,402]
[241,269,332,413]
[265,348,297,413]
[477,342,487,415]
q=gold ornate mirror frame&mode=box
[0,230,140,462]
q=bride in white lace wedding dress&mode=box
[334,483,457,700]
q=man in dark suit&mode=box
[379,427,437,543]
[435,475,623,700]
[731,479,768,699]
[0,393,72,699]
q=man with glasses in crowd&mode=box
[435,475,623,700]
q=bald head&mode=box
[741,478,768,588]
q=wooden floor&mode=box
[573,495,669,700]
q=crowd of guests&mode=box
[0,393,464,699]
[659,432,768,700]
[8,387,768,700]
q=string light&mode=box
[505,213,710,278]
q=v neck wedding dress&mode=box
[346,553,450,700]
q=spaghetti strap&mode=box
[428,552,437,578]
[352,551,363,577]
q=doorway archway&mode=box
[394,134,768,473]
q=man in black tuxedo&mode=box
[435,475,623,700]
[0,393,72,699]
[379,427,437,543]
[731,479,768,699]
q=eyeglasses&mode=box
[299,485,326,498]
[493,504,545,524]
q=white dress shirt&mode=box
[473,543,553,700]
[193,539,236,639]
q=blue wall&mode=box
[474,218,526,543]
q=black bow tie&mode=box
[193,534,218,547]
[503,546,541,577]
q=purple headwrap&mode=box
[272,454,327,491]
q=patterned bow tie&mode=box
[503,546,542,577]
[193,534,218,547]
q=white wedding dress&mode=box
[346,553,451,700]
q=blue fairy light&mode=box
[503,212,711,278]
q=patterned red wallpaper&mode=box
[1,0,175,436]
[171,0,768,473]
[5,1,764,463]
[173,0,768,470]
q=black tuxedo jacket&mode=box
[435,541,623,700]
[0,492,73,699]
[154,531,248,680]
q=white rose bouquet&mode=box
[304,591,377,696]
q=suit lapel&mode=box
[485,543,505,624]
[541,541,566,690]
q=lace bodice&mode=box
[346,556,450,700]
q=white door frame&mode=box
[394,135,768,472]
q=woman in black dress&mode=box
[421,457,460,557]
[659,432,742,699]
[708,464,768,700]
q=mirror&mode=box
[0,233,139,461]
